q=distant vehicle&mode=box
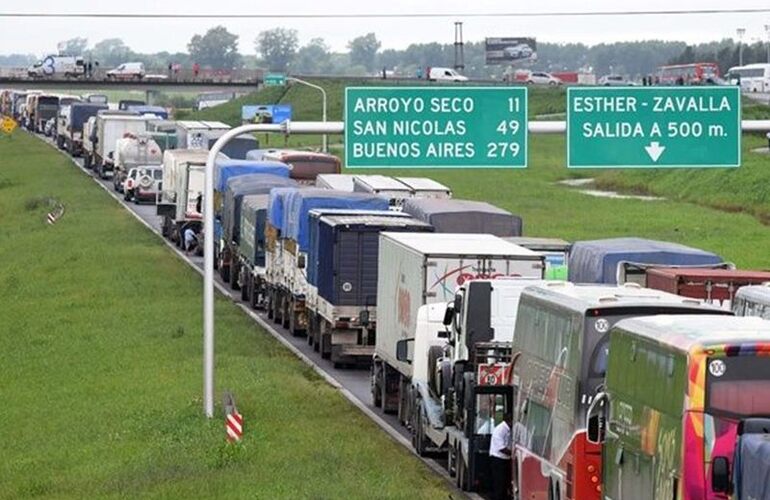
[598,74,635,86]
[118,99,146,111]
[196,91,237,110]
[82,94,108,105]
[27,55,85,79]
[33,94,60,133]
[43,117,56,137]
[727,63,770,93]
[106,62,146,81]
[58,102,108,155]
[130,166,163,204]
[113,134,164,193]
[656,62,720,85]
[527,71,562,86]
[503,43,534,59]
[143,74,169,82]
[426,67,469,82]
[93,112,150,179]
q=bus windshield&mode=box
[707,356,770,417]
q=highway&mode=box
[30,130,477,500]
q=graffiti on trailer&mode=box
[430,264,522,298]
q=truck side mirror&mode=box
[711,456,730,493]
[297,253,306,269]
[396,339,413,363]
[442,303,454,326]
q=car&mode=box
[106,62,145,81]
[123,168,140,200]
[426,67,469,82]
[598,74,635,86]
[527,72,562,86]
[503,44,534,60]
[131,166,163,205]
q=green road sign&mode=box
[264,74,286,86]
[567,86,741,168]
[345,86,528,168]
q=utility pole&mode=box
[454,22,465,72]
[737,27,746,66]
[765,24,770,63]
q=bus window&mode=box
[707,356,770,417]
[525,401,552,457]
[590,337,610,378]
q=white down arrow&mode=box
[644,141,666,162]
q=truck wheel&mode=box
[83,155,91,169]
[371,363,383,407]
[457,451,469,490]
[281,297,290,329]
[241,272,250,302]
[272,290,282,325]
[321,334,331,359]
[230,260,240,291]
[413,401,428,456]
[219,263,230,284]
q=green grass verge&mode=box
[0,132,450,499]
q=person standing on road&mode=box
[489,412,513,500]
[193,62,200,80]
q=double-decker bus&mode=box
[589,315,770,499]
[656,63,720,85]
[510,282,729,500]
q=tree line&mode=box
[5,27,769,78]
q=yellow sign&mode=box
[1,117,17,135]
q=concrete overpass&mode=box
[0,77,261,93]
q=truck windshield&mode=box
[707,356,770,417]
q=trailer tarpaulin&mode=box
[401,198,522,237]
[223,175,297,244]
[215,159,290,192]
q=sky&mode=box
[1,0,769,56]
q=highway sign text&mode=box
[567,86,741,168]
[345,86,528,168]
[264,74,286,86]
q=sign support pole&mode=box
[287,77,328,152]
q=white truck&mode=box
[396,277,549,492]
[175,121,231,149]
[157,149,214,245]
[371,232,545,415]
[93,112,149,179]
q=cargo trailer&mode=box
[316,174,356,192]
[645,267,770,307]
[504,236,571,280]
[58,102,107,155]
[395,177,453,199]
[402,198,522,236]
[93,111,149,179]
[353,175,413,206]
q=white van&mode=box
[106,62,146,80]
[427,67,469,82]
[27,56,85,79]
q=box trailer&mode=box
[306,213,432,366]
[175,120,230,149]
[255,149,342,183]
[402,198,522,236]
[94,112,149,179]
[58,102,107,155]
[395,177,453,199]
[568,237,731,285]
[316,174,356,192]
[353,174,413,206]
[646,267,770,307]
[372,233,544,412]
[504,236,571,280]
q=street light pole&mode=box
[765,24,770,64]
[286,77,328,153]
[737,28,746,66]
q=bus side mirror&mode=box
[586,392,608,444]
[711,456,730,493]
[396,339,413,363]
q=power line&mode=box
[1,8,770,19]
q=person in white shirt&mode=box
[489,412,513,500]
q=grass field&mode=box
[0,132,450,498]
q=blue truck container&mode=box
[267,187,299,234]
[126,105,169,119]
[215,159,291,193]
[306,209,412,287]
[284,189,390,252]
[239,194,271,268]
[568,237,726,284]
[401,198,523,237]
[223,175,298,245]
[314,214,433,306]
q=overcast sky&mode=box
[2,0,770,56]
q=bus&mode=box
[656,63,720,85]
[510,282,729,500]
[588,315,770,499]
[732,283,770,318]
[726,63,770,93]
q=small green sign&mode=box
[264,74,286,86]
[345,86,528,168]
[567,86,741,168]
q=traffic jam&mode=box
[2,63,770,500]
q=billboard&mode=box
[241,104,292,124]
[485,37,537,65]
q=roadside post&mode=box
[202,121,343,418]
[223,392,243,442]
[567,86,741,168]
[344,86,528,168]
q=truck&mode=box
[27,55,85,79]
[32,94,60,133]
[645,267,770,308]
[568,237,731,285]
[394,177,453,199]
[352,175,414,206]
[265,189,390,336]
[371,233,545,418]
[305,213,433,367]
[157,149,223,245]
[402,198,523,236]
[112,134,164,192]
[504,236,571,280]
[175,120,230,149]
[395,277,550,494]
[93,112,149,179]
[57,102,107,155]
[237,194,272,307]
[252,149,342,183]
[219,170,295,286]
[316,174,356,192]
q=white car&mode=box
[503,44,534,60]
[527,72,562,86]
[599,75,635,86]
[106,62,145,80]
